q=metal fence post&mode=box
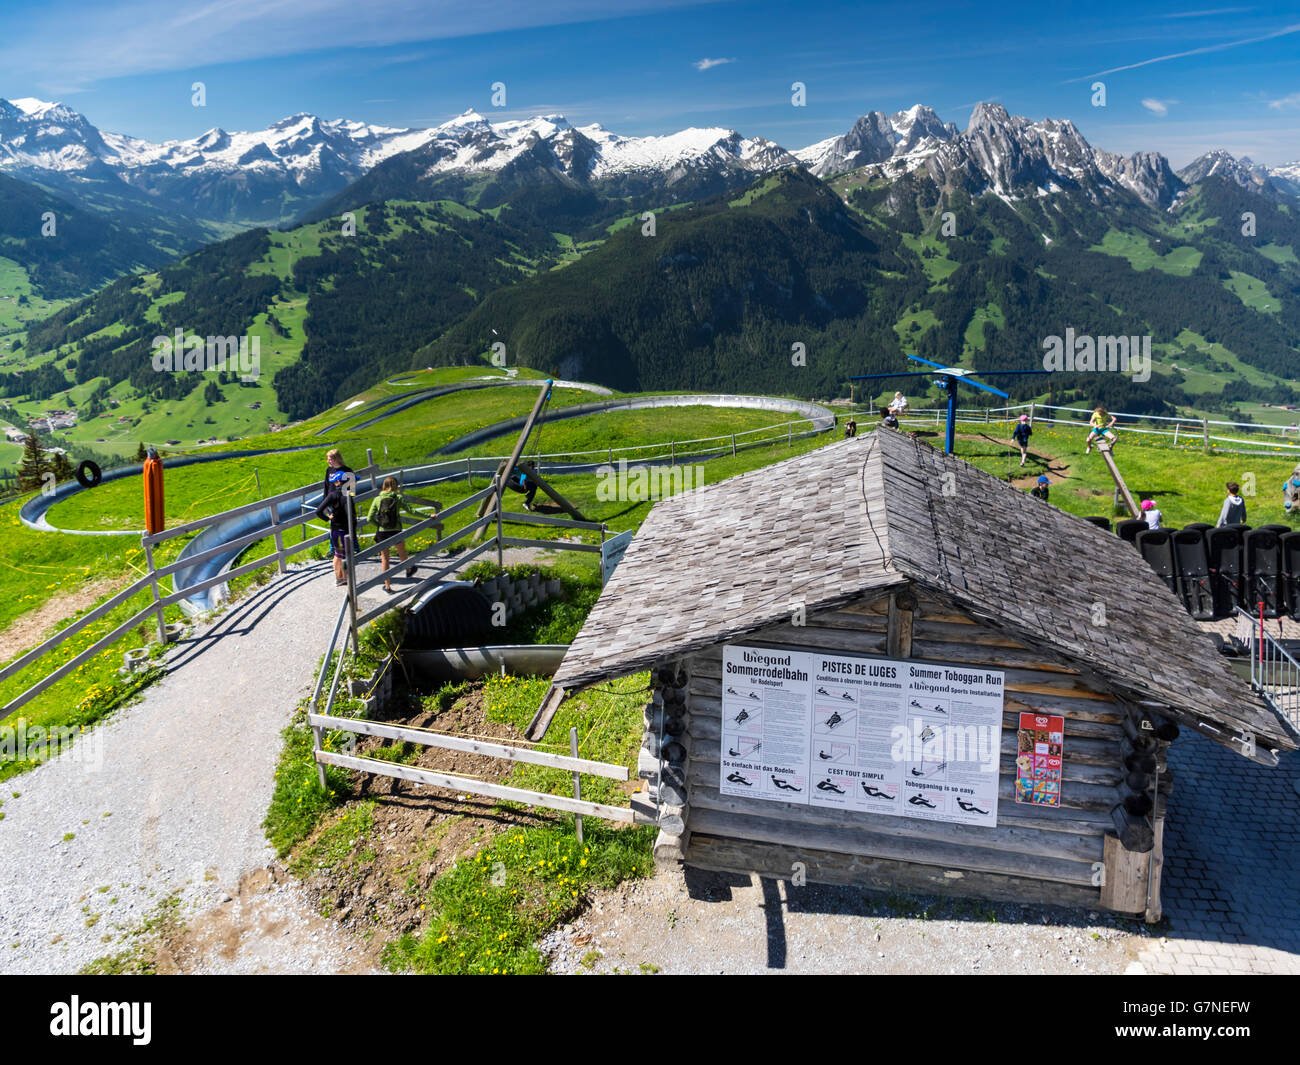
[731,434,737,457]
[366,448,377,492]
[142,539,168,643]
[571,726,584,844]
[1028,402,1035,427]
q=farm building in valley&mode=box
[529,428,1295,920]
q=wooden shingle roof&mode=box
[547,429,1295,753]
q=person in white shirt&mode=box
[1140,499,1162,529]
[888,392,908,415]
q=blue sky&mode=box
[1,0,1298,166]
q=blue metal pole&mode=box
[945,378,958,453]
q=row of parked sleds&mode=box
[1083,516,1300,620]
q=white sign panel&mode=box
[720,645,1004,827]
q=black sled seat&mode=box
[1084,516,1112,532]
[1172,528,1214,619]
[1135,528,1177,596]
[1244,528,1284,618]
[1282,531,1300,621]
[1206,526,1244,617]
[1116,519,1148,544]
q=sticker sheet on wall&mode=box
[1015,712,1063,807]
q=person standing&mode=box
[1140,499,1162,529]
[316,467,356,586]
[844,418,857,439]
[1011,414,1032,467]
[1217,482,1247,527]
[367,476,423,593]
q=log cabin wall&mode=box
[646,586,1168,915]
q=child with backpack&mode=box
[1011,414,1032,467]
[367,476,424,593]
[316,463,357,587]
[1030,475,1050,502]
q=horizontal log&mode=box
[654,829,689,862]
[685,836,1104,911]
[686,807,1098,886]
[689,785,1104,862]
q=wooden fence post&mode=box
[494,477,504,567]
[1028,402,1035,427]
[143,541,168,643]
[269,501,287,575]
[1173,423,1180,446]
[571,726,584,844]
[1202,417,1209,453]
[366,448,377,492]
[731,434,737,457]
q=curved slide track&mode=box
[314,375,613,438]
[15,382,834,615]
[432,393,836,455]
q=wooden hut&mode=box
[528,429,1295,919]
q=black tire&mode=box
[74,460,102,488]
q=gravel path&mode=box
[0,560,385,974]
[541,868,1149,975]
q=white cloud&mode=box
[1267,92,1300,110]
[1141,98,1172,115]
[693,57,737,71]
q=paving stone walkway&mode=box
[1135,730,1300,974]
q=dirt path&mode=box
[0,577,123,663]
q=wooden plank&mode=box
[688,785,1104,862]
[686,835,1102,909]
[686,807,1097,885]
[315,750,634,822]
[1100,833,1149,913]
[309,712,628,779]
[1145,819,1165,923]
